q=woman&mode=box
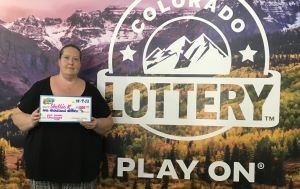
[11,44,113,188]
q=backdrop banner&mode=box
[0,0,299,188]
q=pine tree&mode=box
[231,145,240,163]
[0,146,7,178]
[273,158,285,186]
[292,137,299,158]
[101,154,109,179]
[168,144,176,164]
[288,179,294,189]
[230,144,240,179]
[132,179,137,189]
[145,179,152,189]
[224,145,231,165]
[161,175,169,189]
[254,137,274,185]
[190,172,197,189]
[222,132,227,139]
[203,146,212,184]
[112,158,117,179]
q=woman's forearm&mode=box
[11,108,39,131]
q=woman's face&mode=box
[58,47,81,77]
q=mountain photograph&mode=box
[0,0,299,188]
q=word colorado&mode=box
[132,0,245,34]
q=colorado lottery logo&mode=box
[97,0,281,141]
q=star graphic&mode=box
[239,45,257,62]
[120,45,136,61]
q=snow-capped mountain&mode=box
[144,34,230,75]
[252,0,300,31]
[0,6,171,51]
[1,1,299,52]
[0,3,299,104]
[195,0,300,33]
[2,9,114,51]
[0,7,191,101]
[4,15,46,43]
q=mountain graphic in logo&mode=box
[144,34,231,75]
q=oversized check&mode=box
[39,95,92,122]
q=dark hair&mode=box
[59,44,82,61]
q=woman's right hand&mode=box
[31,108,40,127]
[12,107,40,131]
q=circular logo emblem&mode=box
[97,0,281,140]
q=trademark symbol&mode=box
[265,116,275,121]
[257,162,265,169]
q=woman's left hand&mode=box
[80,117,97,130]
[80,115,113,135]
